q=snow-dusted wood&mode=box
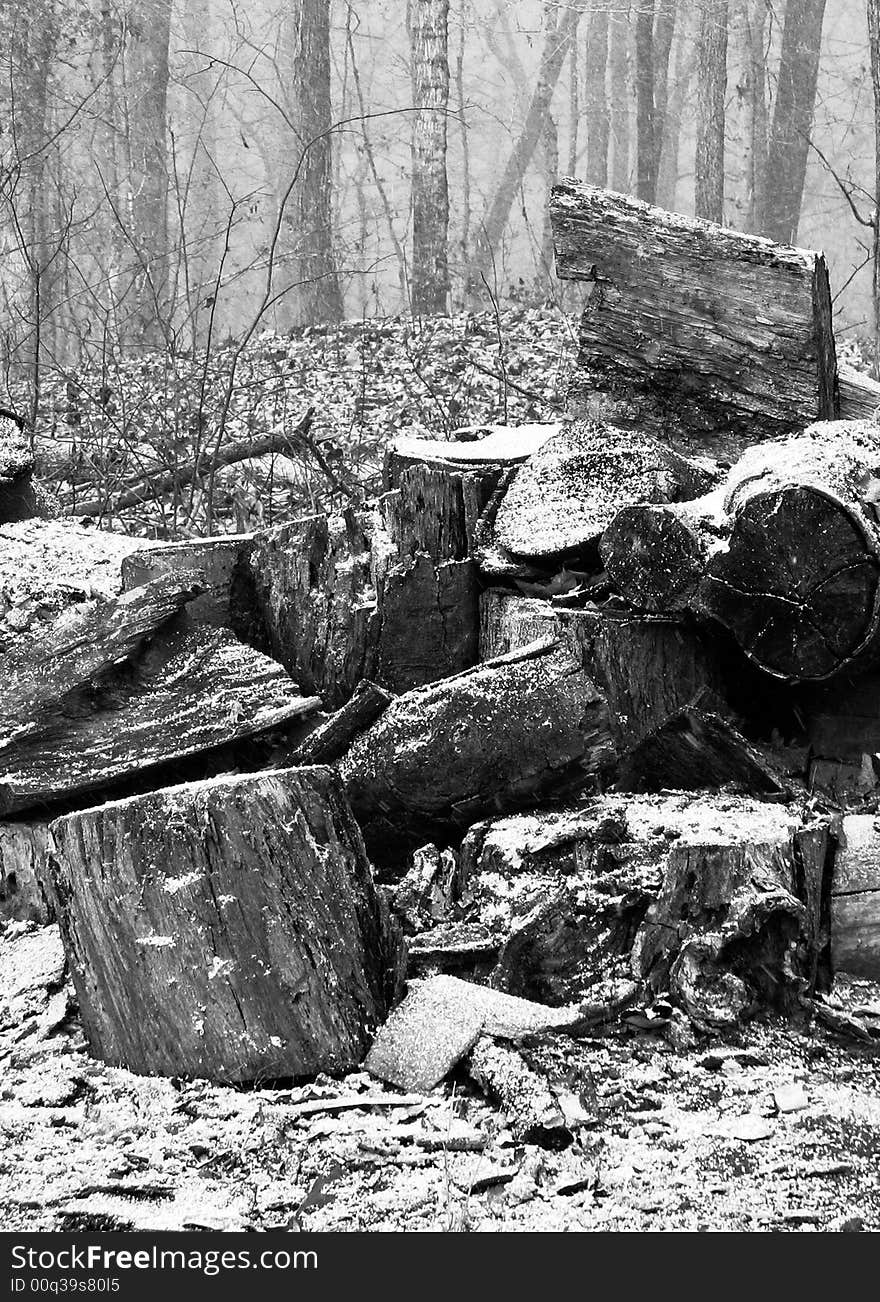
[0,621,321,815]
[550,180,838,458]
[49,768,399,1082]
[277,679,393,766]
[830,815,880,979]
[121,534,256,630]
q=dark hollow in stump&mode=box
[696,422,880,681]
[0,420,37,524]
[49,767,400,1082]
[550,180,838,459]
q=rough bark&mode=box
[0,819,53,923]
[635,797,831,1026]
[340,638,615,854]
[466,1037,572,1141]
[493,422,715,559]
[694,0,728,223]
[121,535,256,631]
[741,0,769,231]
[280,0,343,324]
[763,0,827,246]
[551,181,839,457]
[49,768,399,1082]
[830,815,880,979]
[0,619,321,816]
[408,0,451,314]
[696,421,880,681]
[839,363,880,421]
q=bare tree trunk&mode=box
[741,0,769,231]
[869,0,880,376]
[652,0,677,181]
[281,0,343,325]
[656,14,694,208]
[408,0,451,315]
[179,0,221,349]
[124,0,173,344]
[473,0,586,281]
[634,1,656,201]
[608,2,631,191]
[763,0,827,245]
[568,38,579,174]
[584,1,610,186]
[695,0,729,223]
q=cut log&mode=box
[386,424,560,475]
[830,815,880,979]
[48,767,400,1082]
[493,421,715,559]
[471,468,548,581]
[479,591,728,752]
[550,180,838,459]
[0,571,202,738]
[0,619,321,816]
[465,1037,570,1141]
[339,638,615,853]
[0,520,155,653]
[0,820,53,923]
[121,535,256,631]
[695,421,880,681]
[635,796,832,1026]
[838,363,880,423]
[275,679,394,767]
[615,708,790,795]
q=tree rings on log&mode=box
[49,768,400,1082]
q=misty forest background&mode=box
[2,0,878,537]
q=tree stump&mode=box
[49,767,400,1082]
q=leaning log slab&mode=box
[340,638,615,852]
[830,815,880,979]
[49,768,400,1082]
[0,620,321,816]
[696,421,880,681]
[274,679,394,767]
[121,534,256,631]
[550,180,838,458]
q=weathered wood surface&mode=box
[494,422,715,559]
[0,571,202,737]
[0,820,53,923]
[550,180,838,458]
[616,708,789,796]
[830,815,880,979]
[121,535,256,630]
[275,679,394,767]
[0,620,321,815]
[340,638,614,851]
[838,363,880,422]
[695,422,880,681]
[0,520,154,653]
[466,1037,570,1141]
[49,767,399,1082]
[635,797,831,1026]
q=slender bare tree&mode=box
[408,0,451,315]
[695,0,729,222]
[584,1,611,186]
[608,2,631,191]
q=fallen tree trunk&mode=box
[274,679,394,767]
[340,638,615,856]
[0,571,202,737]
[0,619,321,816]
[550,180,838,459]
[49,767,400,1082]
[838,363,880,422]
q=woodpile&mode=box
[5,183,880,1097]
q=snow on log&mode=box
[121,534,257,631]
[550,180,838,459]
[0,620,321,816]
[48,767,400,1082]
[492,422,714,559]
[340,638,614,853]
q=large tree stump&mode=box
[49,768,400,1082]
[550,181,838,459]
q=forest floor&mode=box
[2,921,879,1234]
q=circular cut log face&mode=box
[494,424,682,559]
[699,488,880,680]
[600,505,706,611]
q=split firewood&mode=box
[0,819,53,923]
[466,1037,570,1142]
[0,619,321,816]
[0,571,203,739]
[635,797,831,1027]
[550,180,838,459]
[274,679,394,767]
[830,815,880,979]
[339,638,614,854]
[493,421,715,560]
[121,534,257,631]
[49,767,400,1082]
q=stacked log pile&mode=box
[4,183,880,1095]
